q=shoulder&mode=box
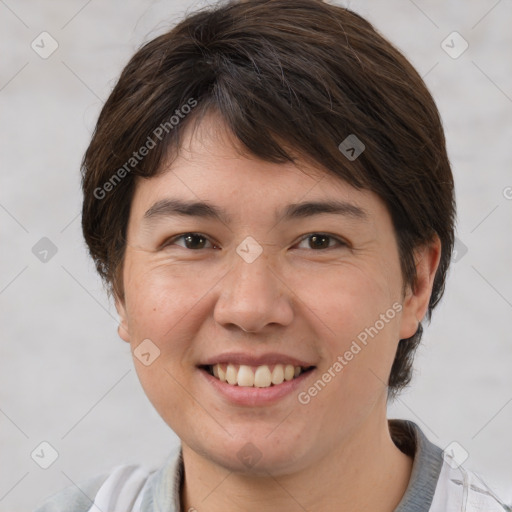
[34,472,109,512]
[34,464,154,512]
[389,419,511,512]
[431,458,512,512]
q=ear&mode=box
[399,235,442,340]
[114,293,131,344]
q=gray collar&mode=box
[141,419,443,512]
[392,419,444,511]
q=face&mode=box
[116,111,439,476]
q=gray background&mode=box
[1,0,511,510]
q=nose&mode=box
[213,249,294,334]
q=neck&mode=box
[180,417,413,512]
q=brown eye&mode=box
[296,233,346,250]
[165,233,215,250]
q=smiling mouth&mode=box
[200,363,316,388]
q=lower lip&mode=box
[198,367,316,406]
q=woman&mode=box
[35,0,510,510]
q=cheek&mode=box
[124,258,214,340]
[122,266,208,422]
[300,262,402,387]
[304,260,400,333]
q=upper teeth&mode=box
[211,363,305,388]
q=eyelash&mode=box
[163,232,348,251]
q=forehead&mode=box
[130,111,388,225]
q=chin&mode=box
[196,433,310,476]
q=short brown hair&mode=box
[81,0,456,398]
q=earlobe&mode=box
[117,322,130,343]
[399,236,442,340]
[114,295,131,344]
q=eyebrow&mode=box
[143,198,369,225]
